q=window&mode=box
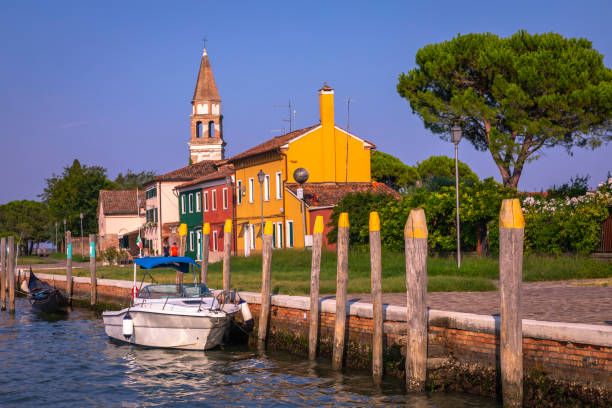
[196,121,203,138]
[208,121,215,138]
[195,192,201,212]
[146,188,157,199]
[204,191,209,212]
[276,172,282,199]
[222,188,228,209]
[264,175,270,201]
[250,224,256,249]
[154,208,158,222]
[212,189,217,211]
[248,178,254,203]
[277,223,284,249]
[286,220,294,248]
[189,231,194,251]
[181,195,186,214]
[213,230,218,252]
[188,193,194,213]
[236,180,242,205]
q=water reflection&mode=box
[1,298,499,407]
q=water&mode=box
[0,298,500,407]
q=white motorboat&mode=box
[102,257,250,350]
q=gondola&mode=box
[27,270,68,313]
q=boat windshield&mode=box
[138,283,213,299]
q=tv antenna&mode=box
[274,100,296,133]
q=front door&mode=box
[196,230,202,260]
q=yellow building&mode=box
[228,83,387,255]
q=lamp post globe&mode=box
[293,168,309,185]
[451,125,462,144]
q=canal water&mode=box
[0,298,499,407]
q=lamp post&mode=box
[225,175,236,256]
[63,218,67,254]
[257,169,265,248]
[55,221,58,252]
[79,212,84,259]
[293,167,309,248]
[451,125,462,268]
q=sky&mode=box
[1,0,611,204]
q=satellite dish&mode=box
[293,167,309,184]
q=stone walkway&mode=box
[335,280,612,326]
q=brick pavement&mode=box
[335,280,612,326]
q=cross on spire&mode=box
[202,36,208,50]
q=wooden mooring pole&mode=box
[223,220,232,292]
[1,236,6,311]
[201,223,210,285]
[7,235,15,313]
[66,231,73,302]
[499,199,524,408]
[89,234,97,306]
[369,212,383,383]
[308,216,324,360]
[332,212,349,370]
[258,221,273,344]
[405,208,428,391]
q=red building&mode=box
[176,165,235,260]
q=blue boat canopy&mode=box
[134,257,199,273]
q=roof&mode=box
[175,164,235,189]
[285,182,400,207]
[192,49,220,102]
[227,125,319,163]
[99,190,145,215]
[149,160,222,183]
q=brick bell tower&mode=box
[188,47,225,163]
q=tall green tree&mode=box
[0,200,50,254]
[416,155,478,191]
[41,159,115,236]
[371,151,419,193]
[397,31,612,188]
[113,170,156,190]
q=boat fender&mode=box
[240,300,253,325]
[131,286,139,299]
[122,314,134,339]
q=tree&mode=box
[371,151,418,192]
[416,155,478,191]
[0,200,51,254]
[397,31,612,188]
[41,159,115,236]
[113,170,156,190]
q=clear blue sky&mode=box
[1,0,610,204]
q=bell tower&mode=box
[189,47,225,163]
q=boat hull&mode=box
[29,290,68,313]
[102,308,233,350]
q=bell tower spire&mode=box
[189,46,225,163]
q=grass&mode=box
[15,256,54,265]
[37,250,611,295]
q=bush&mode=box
[102,246,119,265]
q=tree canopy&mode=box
[41,159,115,236]
[0,200,50,254]
[371,151,419,192]
[416,155,478,191]
[113,170,156,190]
[397,31,612,188]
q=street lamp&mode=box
[55,221,58,253]
[257,169,265,248]
[225,175,236,256]
[293,167,309,248]
[79,212,84,260]
[63,218,67,254]
[451,125,462,268]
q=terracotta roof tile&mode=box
[99,190,145,215]
[227,125,319,163]
[285,182,400,207]
[192,50,220,102]
[175,164,235,189]
[150,160,223,183]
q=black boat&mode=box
[27,270,68,313]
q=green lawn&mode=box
[39,250,611,295]
[16,256,57,265]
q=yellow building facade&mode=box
[228,83,374,254]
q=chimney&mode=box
[318,82,334,128]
